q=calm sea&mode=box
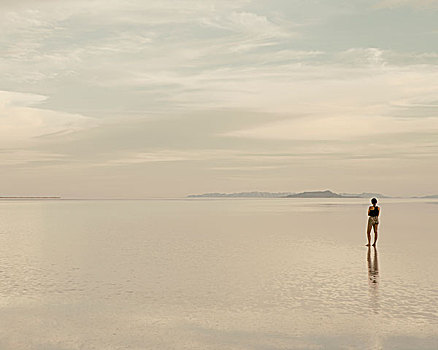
[0,198,437,349]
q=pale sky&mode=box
[1,0,437,198]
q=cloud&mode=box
[375,0,438,9]
[337,48,386,66]
[100,149,243,166]
[225,115,438,141]
[0,149,66,166]
[200,10,294,52]
[163,60,438,117]
[210,165,286,171]
[0,91,97,146]
[0,0,293,80]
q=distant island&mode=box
[415,194,438,199]
[187,190,388,198]
[0,196,61,199]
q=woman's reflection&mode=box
[367,246,380,312]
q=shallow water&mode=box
[0,198,437,349]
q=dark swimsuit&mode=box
[369,206,379,217]
[368,206,379,225]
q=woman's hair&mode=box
[371,198,378,205]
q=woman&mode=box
[366,198,380,246]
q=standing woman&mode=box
[367,198,380,246]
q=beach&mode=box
[0,198,437,349]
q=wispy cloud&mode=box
[0,149,66,166]
[99,149,243,166]
[225,115,438,140]
[375,0,438,9]
[0,91,97,146]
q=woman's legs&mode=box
[372,224,378,246]
[366,221,372,246]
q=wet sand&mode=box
[0,198,437,349]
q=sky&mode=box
[0,0,437,198]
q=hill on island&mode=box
[284,190,342,198]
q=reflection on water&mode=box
[367,246,380,313]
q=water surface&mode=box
[0,198,437,349]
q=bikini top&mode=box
[369,206,379,217]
